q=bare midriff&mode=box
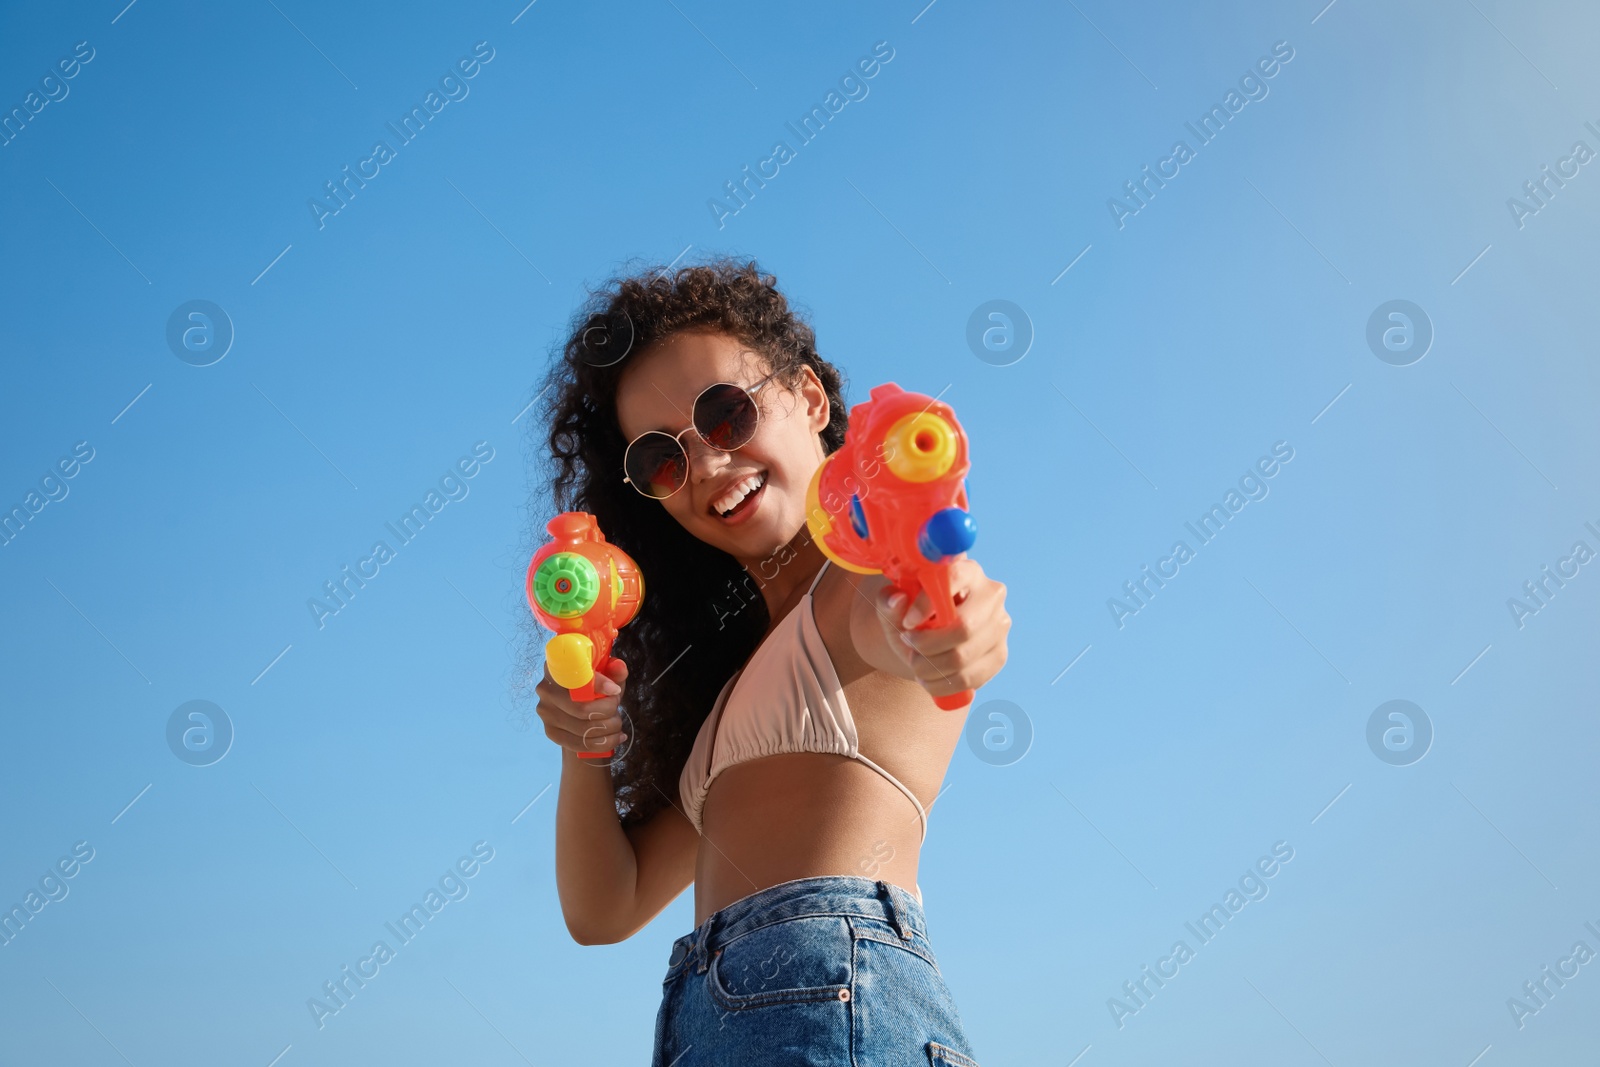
[690,695,964,926]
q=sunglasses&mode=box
[622,368,783,500]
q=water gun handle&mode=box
[908,559,973,711]
[570,652,614,759]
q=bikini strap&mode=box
[806,559,832,597]
[852,752,930,844]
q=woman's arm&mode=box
[539,659,699,945]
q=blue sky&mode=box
[2,0,1597,1064]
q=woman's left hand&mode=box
[874,558,1010,702]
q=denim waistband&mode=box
[666,876,926,976]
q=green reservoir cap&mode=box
[533,552,600,618]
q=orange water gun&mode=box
[525,512,645,758]
[805,383,979,710]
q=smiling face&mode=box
[615,328,830,565]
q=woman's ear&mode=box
[799,365,829,433]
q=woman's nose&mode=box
[684,433,732,480]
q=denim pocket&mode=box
[926,1040,982,1067]
[706,915,853,1012]
[849,913,942,974]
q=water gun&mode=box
[525,512,645,758]
[805,382,979,710]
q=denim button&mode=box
[668,940,689,967]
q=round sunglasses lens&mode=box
[694,385,759,450]
[626,437,687,498]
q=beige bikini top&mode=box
[677,561,931,858]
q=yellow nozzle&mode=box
[547,632,596,690]
[884,412,957,482]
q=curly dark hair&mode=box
[516,256,850,829]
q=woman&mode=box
[528,257,1009,1066]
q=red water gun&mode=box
[805,383,979,710]
[525,512,645,758]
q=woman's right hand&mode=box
[534,658,629,756]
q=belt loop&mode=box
[876,880,911,941]
[695,912,719,974]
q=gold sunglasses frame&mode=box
[621,367,784,500]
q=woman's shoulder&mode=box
[808,562,893,680]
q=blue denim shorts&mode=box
[652,875,981,1067]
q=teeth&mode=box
[713,473,764,516]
